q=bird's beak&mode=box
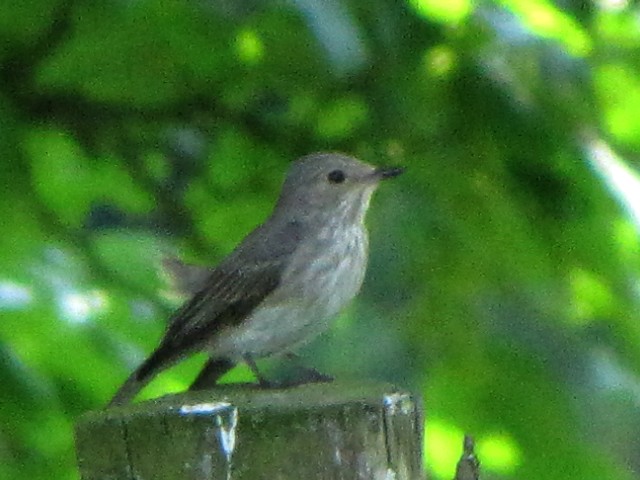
[374,166,405,180]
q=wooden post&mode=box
[75,382,424,480]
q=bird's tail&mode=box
[189,357,236,391]
[108,364,152,407]
[108,349,171,407]
[108,355,235,407]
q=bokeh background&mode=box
[2,0,640,478]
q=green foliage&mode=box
[2,0,640,479]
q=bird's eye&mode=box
[327,169,346,184]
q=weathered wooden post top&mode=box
[75,382,424,479]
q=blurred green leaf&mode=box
[3,1,640,479]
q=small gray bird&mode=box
[109,152,403,406]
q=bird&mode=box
[109,152,404,406]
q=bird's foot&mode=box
[285,366,334,386]
[244,354,334,389]
[243,355,277,388]
[277,352,334,386]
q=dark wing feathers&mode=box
[164,216,305,342]
[161,257,213,296]
[136,260,283,380]
[166,261,284,339]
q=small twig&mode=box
[453,435,480,480]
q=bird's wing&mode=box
[136,218,304,379]
[136,257,285,379]
[161,257,213,296]
[167,259,284,340]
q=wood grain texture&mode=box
[75,382,424,480]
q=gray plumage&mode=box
[109,152,403,406]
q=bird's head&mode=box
[274,152,404,223]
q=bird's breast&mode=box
[283,221,369,316]
[211,222,369,359]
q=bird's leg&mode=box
[283,353,334,384]
[189,357,236,391]
[243,354,334,389]
[244,355,273,388]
